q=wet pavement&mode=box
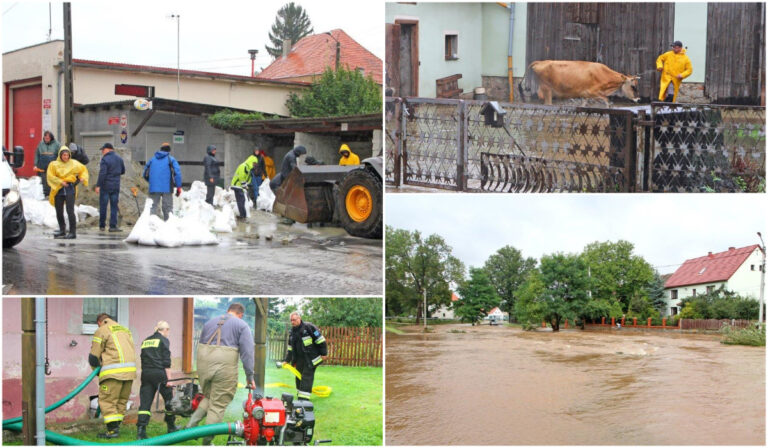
[2,212,382,295]
[386,324,765,445]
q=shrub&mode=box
[207,109,266,130]
[720,324,765,346]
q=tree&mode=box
[268,297,297,338]
[455,268,500,325]
[385,226,465,324]
[580,240,655,312]
[304,297,382,327]
[265,2,314,59]
[286,67,382,117]
[515,253,591,331]
[482,246,536,321]
[647,270,668,313]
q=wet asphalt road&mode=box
[2,214,382,295]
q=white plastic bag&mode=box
[256,178,275,212]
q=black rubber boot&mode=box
[136,425,147,440]
[63,229,76,239]
[98,422,120,439]
[165,415,180,433]
[53,228,66,238]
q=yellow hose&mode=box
[273,363,332,397]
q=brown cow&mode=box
[519,60,640,107]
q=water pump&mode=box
[238,389,330,445]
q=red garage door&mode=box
[12,84,42,177]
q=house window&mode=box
[670,290,678,300]
[751,264,755,271]
[82,298,119,334]
[670,307,678,316]
[356,67,365,76]
[445,33,458,60]
[706,285,715,293]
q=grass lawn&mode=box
[3,366,382,446]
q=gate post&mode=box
[393,98,403,186]
[400,99,408,186]
[457,100,467,191]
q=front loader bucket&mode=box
[273,165,357,223]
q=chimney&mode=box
[282,39,292,59]
[708,252,713,258]
[728,246,735,250]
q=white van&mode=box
[2,146,27,248]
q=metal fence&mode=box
[267,326,383,367]
[386,97,766,192]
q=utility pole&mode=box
[423,288,427,330]
[170,14,181,100]
[62,3,74,143]
[253,298,268,394]
[758,232,765,327]
[21,299,36,445]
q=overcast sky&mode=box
[2,0,383,75]
[386,194,766,275]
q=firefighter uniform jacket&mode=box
[284,321,328,367]
[90,318,137,382]
[140,331,171,370]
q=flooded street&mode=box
[2,215,382,295]
[386,324,765,445]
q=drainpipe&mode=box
[35,297,46,446]
[505,3,516,102]
[56,63,64,141]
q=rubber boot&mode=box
[136,425,147,440]
[98,422,120,439]
[63,227,76,239]
[53,228,66,238]
[165,414,180,433]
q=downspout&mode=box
[56,63,64,141]
[35,297,46,446]
[506,3,516,102]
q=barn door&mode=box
[385,23,401,97]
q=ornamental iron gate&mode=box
[385,97,765,193]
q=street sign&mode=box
[120,114,127,128]
[43,99,52,109]
[108,116,120,125]
[173,130,184,144]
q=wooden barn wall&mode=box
[524,3,674,100]
[705,3,765,104]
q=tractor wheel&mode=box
[337,168,382,239]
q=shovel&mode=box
[130,187,141,214]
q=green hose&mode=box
[2,368,101,428]
[3,422,241,446]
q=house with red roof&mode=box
[663,244,765,316]
[257,29,383,85]
[434,292,461,319]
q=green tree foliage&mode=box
[286,67,382,117]
[304,297,382,328]
[515,253,591,331]
[679,286,759,320]
[514,270,547,329]
[482,245,536,321]
[385,226,465,323]
[265,2,314,59]
[268,297,297,338]
[207,109,267,130]
[454,268,500,325]
[647,270,668,313]
[580,240,655,312]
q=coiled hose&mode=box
[272,363,332,397]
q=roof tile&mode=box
[664,244,760,288]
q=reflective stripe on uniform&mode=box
[103,414,124,423]
[138,411,152,416]
[100,362,136,377]
[302,336,312,346]
[112,330,125,363]
[92,336,103,344]
[141,339,160,349]
[297,390,311,399]
[312,356,323,366]
[287,345,293,351]
[314,335,325,344]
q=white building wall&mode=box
[724,248,764,300]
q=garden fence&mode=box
[267,326,382,367]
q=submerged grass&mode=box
[720,324,766,346]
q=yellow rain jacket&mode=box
[46,147,89,205]
[338,144,360,166]
[656,48,693,102]
[90,318,137,382]
[263,155,276,180]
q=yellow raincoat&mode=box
[263,155,276,180]
[656,48,693,102]
[338,144,360,166]
[46,146,89,205]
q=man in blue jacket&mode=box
[143,143,182,221]
[94,143,125,231]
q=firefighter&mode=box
[136,321,179,440]
[89,313,137,439]
[186,303,256,446]
[279,312,328,400]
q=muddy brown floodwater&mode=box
[386,324,765,445]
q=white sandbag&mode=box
[212,208,234,233]
[153,214,184,248]
[19,177,44,201]
[256,177,275,212]
[125,198,155,244]
[76,204,99,220]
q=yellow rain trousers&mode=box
[656,49,693,102]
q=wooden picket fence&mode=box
[267,326,382,367]
[680,318,754,330]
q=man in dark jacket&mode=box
[203,144,220,205]
[143,143,182,221]
[136,321,178,440]
[269,145,306,192]
[94,143,125,231]
[279,312,327,400]
[34,131,59,197]
[69,143,90,165]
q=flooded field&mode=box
[386,324,765,445]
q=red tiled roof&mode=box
[665,244,761,288]
[451,293,460,302]
[256,29,382,84]
[489,307,501,314]
[73,59,310,86]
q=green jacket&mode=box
[230,160,252,187]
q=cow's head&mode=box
[621,76,641,103]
